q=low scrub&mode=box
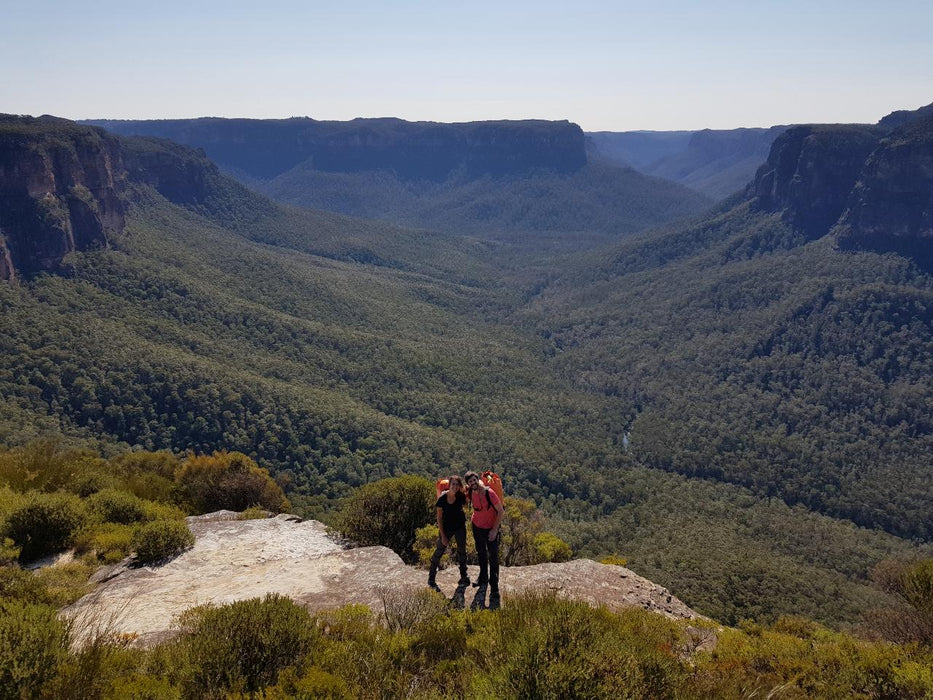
[0,599,70,700]
[175,594,318,698]
[132,520,194,564]
[87,488,151,525]
[5,492,88,562]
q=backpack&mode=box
[481,471,504,503]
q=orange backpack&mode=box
[481,471,504,503]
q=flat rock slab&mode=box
[65,513,698,646]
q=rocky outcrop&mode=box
[64,512,699,647]
[835,114,933,270]
[750,125,881,240]
[86,117,588,181]
[0,116,126,279]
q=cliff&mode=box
[85,117,588,181]
[747,103,933,269]
[749,124,882,240]
[836,113,933,269]
[64,511,699,647]
[0,116,276,280]
[0,116,126,280]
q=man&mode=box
[428,474,470,590]
[465,470,504,595]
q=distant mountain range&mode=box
[84,117,713,238]
[587,126,788,199]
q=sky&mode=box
[2,0,931,131]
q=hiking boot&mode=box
[472,578,488,588]
[428,581,441,592]
[458,574,471,586]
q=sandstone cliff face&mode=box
[0,116,126,279]
[836,115,933,270]
[750,125,881,240]
[86,117,588,181]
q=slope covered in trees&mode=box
[525,109,933,544]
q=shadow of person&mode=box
[450,581,469,610]
[470,583,488,611]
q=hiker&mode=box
[465,470,504,595]
[428,474,471,590]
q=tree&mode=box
[335,476,434,564]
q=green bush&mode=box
[481,592,687,699]
[5,492,88,562]
[88,489,150,524]
[177,594,318,698]
[532,532,573,564]
[108,674,181,700]
[0,599,70,700]
[335,476,434,564]
[257,667,351,700]
[176,451,290,514]
[75,522,136,564]
[132,520,194,564]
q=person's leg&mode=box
[488,532,500,593]
[453,526,469,583]
[428,534,446,587]
[472,524,489,585]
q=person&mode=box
[465,470,504,595]
[428,474,470,590]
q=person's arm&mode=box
[436,505,448,545]
[488,491,504,541]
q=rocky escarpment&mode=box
[0,116,277,279]
[86,117,588,181]
[749,124,882,240]
[835,114,933,270]
[64,511,699,647]
[748,103,933,269]
[0,116,126,280]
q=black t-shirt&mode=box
[436,491,467,533]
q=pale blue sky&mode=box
[2,0,931,130]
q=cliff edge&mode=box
[64,511,699,647]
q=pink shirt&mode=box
[470,487,501,529]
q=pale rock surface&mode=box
[65,512,698,646]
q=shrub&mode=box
[132,520,194,564]
[0,566,49,604]
[5,492,88,562]
[0,440,105,494]
[532,532,573,564]
[482,592,687,699]
[238,505,271,520]
[75,523,136,564]
[176,451,290,514]
[177,594,318,698]
[257,667,351,700]
[88,489,150,524]
[108,674,181,700]
[377,585,449,633]
[335,475,434,564]
[34,561,95,607]
[599,554,628,567]
[0,599,70,700]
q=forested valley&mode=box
[2,109,932,631]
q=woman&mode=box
[428,475,471,590]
